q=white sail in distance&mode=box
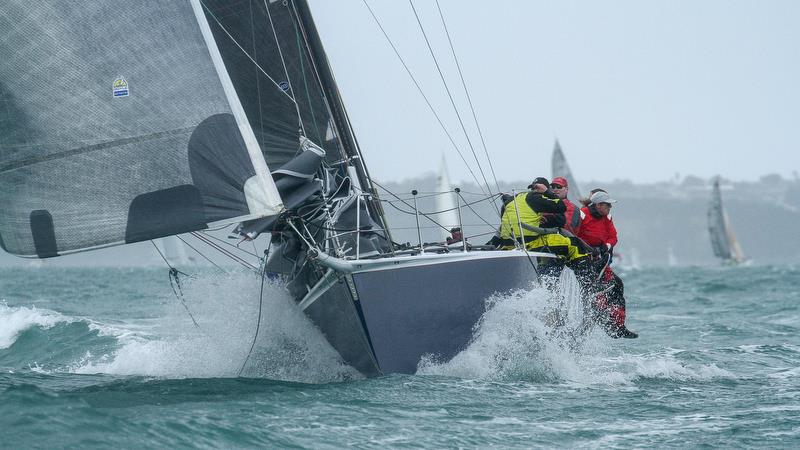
[435,155,460,240]
[551,140,584,204]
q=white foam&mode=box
[71,271,360,383]
[416,271,737,385]
[0,302,72,349]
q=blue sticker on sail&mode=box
[278,81,290,92]
[113,77,129,97]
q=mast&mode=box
[291,0,391,232]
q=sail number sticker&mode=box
[113,77,129,97]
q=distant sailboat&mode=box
[707,177,746,264]
[435,155,460,241]
[618,247,641,271]
[667,246,679,267]
[551,139,583,204]
[155,236,196,266]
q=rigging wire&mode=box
[199,2,299,103]
[191,232,260,273]
[175,235,227,272]
[198,231,260,259]
[361,0,486,194]
[434,0,501,198]
[370,179,451,234]
[408,0,493,199]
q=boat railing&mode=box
[354,188,500,259]
[321,188,502,260]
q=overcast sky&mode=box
[309,0,800,185]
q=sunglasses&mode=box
[550,184,565,189]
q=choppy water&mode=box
[1,265,798,448]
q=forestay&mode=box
[0,1,284,258]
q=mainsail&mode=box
[0,1,284,258]
[551,140,583,204]
[707,177,745,264]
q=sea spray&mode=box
[417,270,602,381]
[71,270,358,382]
[417,270,733,385]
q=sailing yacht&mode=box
[708,177,746,265]
[551,139,584,204]
[0,1,557,375]
[435,155,460,242]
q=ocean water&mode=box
[1,264,798,448]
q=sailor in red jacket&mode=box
[549,177,581,234]
[577,190,638,339]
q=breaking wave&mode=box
[1,272,359,383]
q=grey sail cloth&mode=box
[551,140,584,204]
[708,178,744,262]
[200,0,349,172]
[708,180,732,259]
[0,1,281,257]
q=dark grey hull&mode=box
[301,251,542,375]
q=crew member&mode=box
[549,177,581,234]
[498,177,594,288]
[577,190,638,338]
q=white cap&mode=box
[589,191,617,204]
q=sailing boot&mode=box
[606,306,638,339]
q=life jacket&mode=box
[500,192,543,240]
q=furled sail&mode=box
[0,1,284,258]
[707,177,745,264]
[551,139,584,204]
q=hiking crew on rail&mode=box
[492,177,638,339]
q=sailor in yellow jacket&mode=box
[499,177,588,265]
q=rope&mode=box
[263,0,307,136]
[408,0,493,198]
[197,231,260,259]
[174,235,226,272]
[435,0,501,198]
[199,2,298,103]
[371,180,451,233]
[150,241,200,328]
[361,0,486,193]
[457,191,503,229]
[238,266,268,377]
[190,232,259,273]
